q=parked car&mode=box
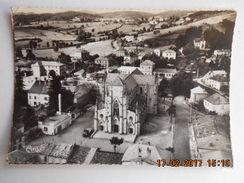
[83,128,94,138]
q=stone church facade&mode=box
[94,71,158,137]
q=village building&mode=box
[73,69,85,78]
[22,76,46,90]
[139,60,155,75]
[25,143,74,164]
[153,48,161,57]
[200,70,228,90]
[193,38,206,50]
[122,143,170,165]
[94,71,158,139]
[203,74,229,90]
[72,17,81,23]
[123,35,135,42]
[162,49,177,60]
[116,47,127,57]
[31,61,66,78]
[153,68,177,80]
[123,52,138,65]
[27,80,49,107]
[80,49,90,62]
[213,49,231,57]
[117,66,142,75]
[61,79,79,93]
[37,93,73,135]
[189,86,208,104]
[203,93,229,116]
[38,112,72,135]
[94,56,109,68]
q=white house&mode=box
[203,93,229,116]
[140,60,155,75]
[189,86,208,104]
[203,75,228,90]
[153,68,177,80]
[193,38,206,50]
[94,56,109,68]
[153,48,161,57]
[200,70,228,90]
[72,17,81,23]
[27,80,49,107]
[31,61,66,78]
[162,49,176,60]
[123,35,135,42]
[38,113,72,135]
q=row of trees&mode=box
[158,71,194,100]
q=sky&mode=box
[12,6,173,14]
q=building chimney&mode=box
[57,93,62,115]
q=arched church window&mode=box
[100,114,104,119]
[113,101,119,117]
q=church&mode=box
[94,65,158,138]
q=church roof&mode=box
[113,76,124,86]
[132,74,156,85]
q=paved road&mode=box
[172,96,191,162]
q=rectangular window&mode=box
[34,96,37,99]
[44,97,48,101]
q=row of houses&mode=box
[117,59,177,80]
[190,70,229,116]
[189,85,229,116]
[8,141,170,166]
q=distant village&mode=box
[9,9,235,166]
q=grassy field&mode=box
[15,27,76,41]
[32,40,116,59]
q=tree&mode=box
[58,52,71,64]
[15,48,23,58]
[61,89,74,111]
[158,78,168,100]
[14,72,27,110]
[169,72,194,99]
[110,137,124,153]
[26,49,36,60]
[47,70,61,112]
[204,28,225,50]
[23,106,38,130]
[166,105,176,117]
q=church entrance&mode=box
[129,128,133,134]
[113,124,119,133]
[99,125,104,131]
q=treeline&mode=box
[14,11,101,25]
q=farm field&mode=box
[31,40,116,59]
[15,27,76,41]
